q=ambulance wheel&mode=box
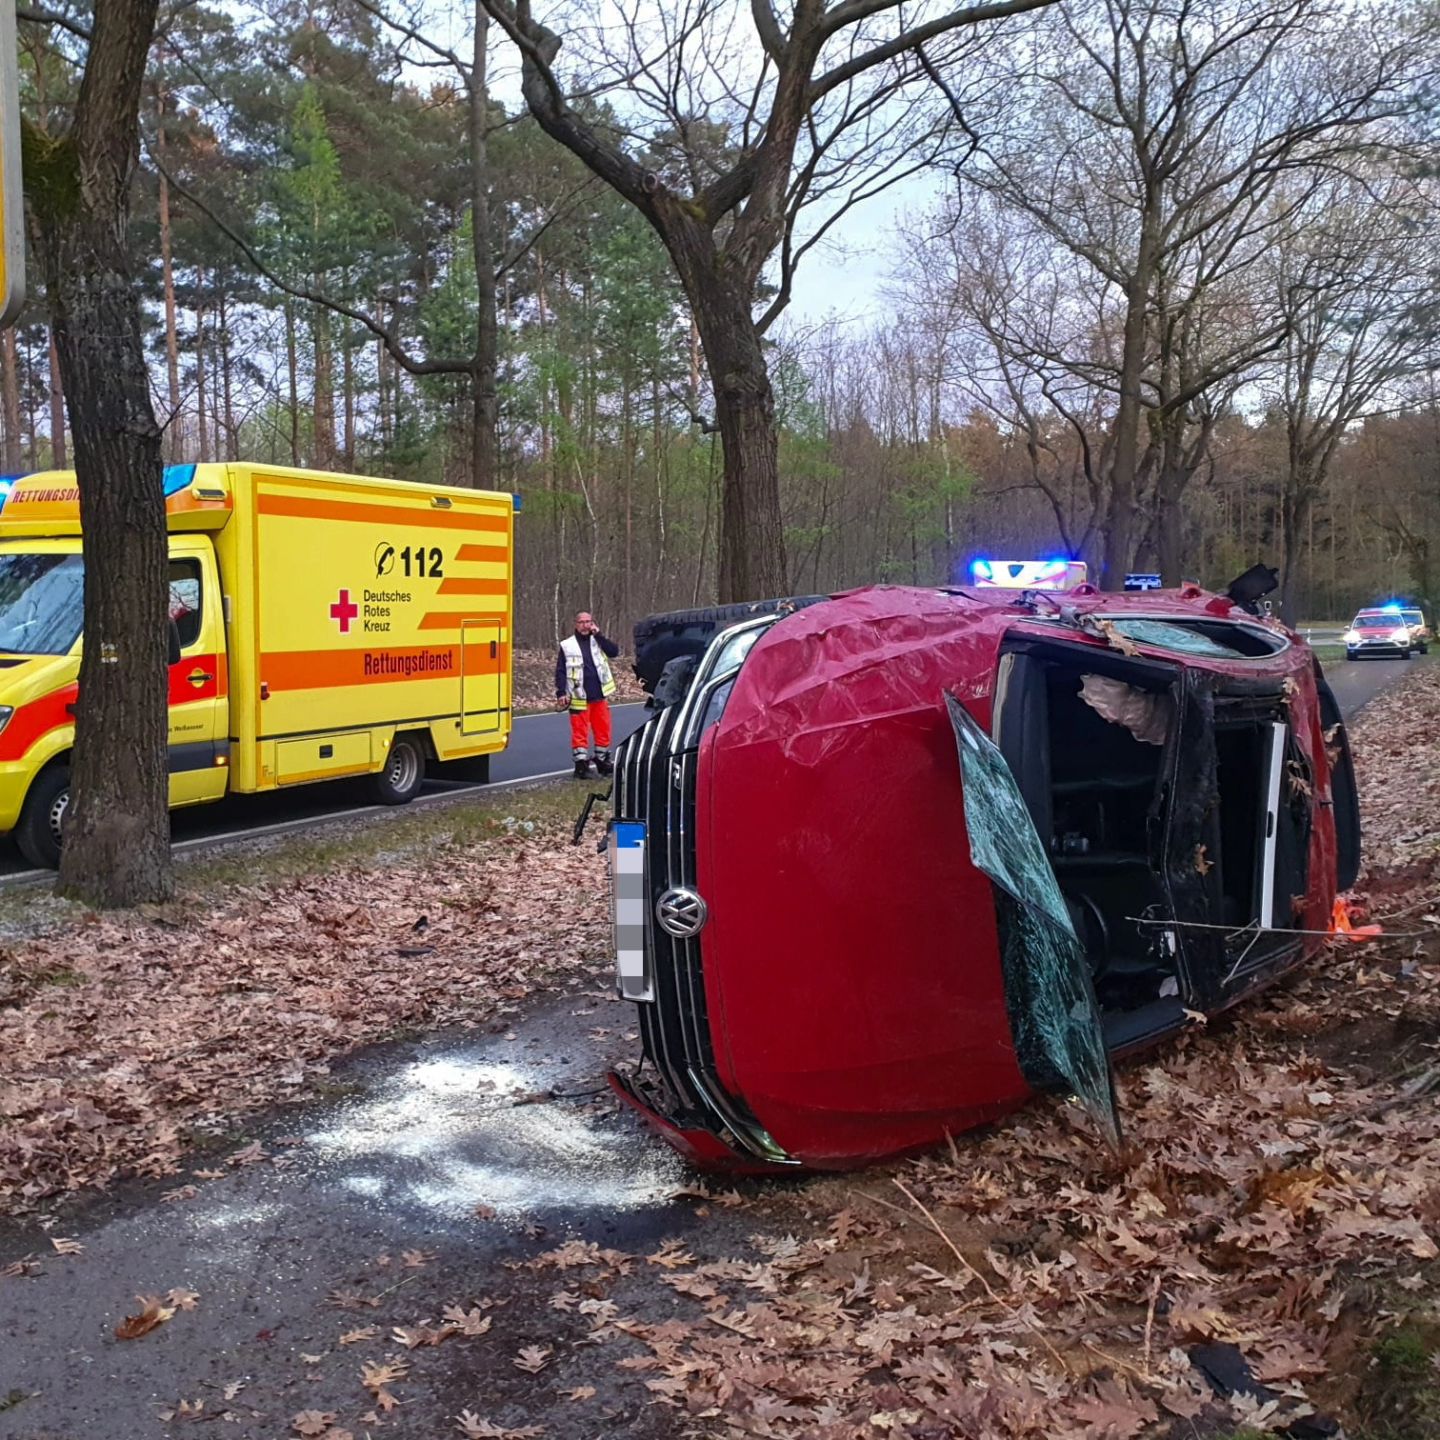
[372,735,426,804]
[16,764,71,869]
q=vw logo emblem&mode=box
[656,886,707,939]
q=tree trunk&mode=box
[24,0,172,906]
[701,313,788,602]
[157,124,181,457]
[47,330,67,467]
[1101,222,1156,590]
[468,9,498,490]
[285,298,300,463]
[1,327,20,471]
[219,288,235,460]
[1278,473,1312,625]
[342,317,355,467]
[194,283,209,462]
[311,300,335,468]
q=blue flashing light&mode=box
[512,493,524,513]
[1382,602,1404,614]
[970,558,993,580]
[1040,557,1070,577]
[162,463,198,496]
[0,474,25,513]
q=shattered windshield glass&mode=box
[1108,619,1242,658]
[946,693,1120,1144]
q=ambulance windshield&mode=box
[0,553,84,655]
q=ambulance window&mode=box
[168,560,203,649]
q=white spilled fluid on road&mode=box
[304,1049,684,1221]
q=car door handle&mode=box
[187,668,215,686]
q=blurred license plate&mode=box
[610,821,652,1001]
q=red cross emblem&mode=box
[330,588,359,634]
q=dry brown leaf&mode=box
[50,1237,83,1255]
[115,1295,177,1340]
[291,1412,337,1437]
[167,1287,200,1311]
[455,1413,544,1439]
[339,1326,379,1345]
[442,1306,494,1337]
[512,1344,552,1373]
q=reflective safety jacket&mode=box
[558,633,618,711]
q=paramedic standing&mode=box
[555,612,620,779]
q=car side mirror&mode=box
[167,618,182,667]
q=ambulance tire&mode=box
[372,735,426,805]
[631,596,828,695]
[16,764,71,870]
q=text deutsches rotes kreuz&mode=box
[364,587,412,632]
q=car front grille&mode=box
[613,711,792,1162]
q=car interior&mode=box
[992,639,1304,1052]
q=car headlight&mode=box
[0,706,11,734]
[1393,629,1410,643]
[1344,630,1360,644]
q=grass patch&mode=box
[1355,1319,1440,1440]
[31,966,83,987]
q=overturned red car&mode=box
[605,581,1361,1170]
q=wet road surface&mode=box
[0,979,790,1439]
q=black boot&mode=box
[595,753,613,778]
[573,758,592,780]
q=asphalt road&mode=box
[1317,651,1416,719]
[0,704,652,882]
[0,656,1419,1439]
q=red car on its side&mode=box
[605,582,1360,1171]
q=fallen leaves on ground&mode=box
[0,826,604,1212]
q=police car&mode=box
[1344,604,1430,659]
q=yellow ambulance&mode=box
[0,462,515,866]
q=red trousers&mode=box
[569,700,612,757]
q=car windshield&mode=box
[1402,610,1424,626]
[0,553,84,655]
[1354,614,1401,630]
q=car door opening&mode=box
[992,639,1306,1056]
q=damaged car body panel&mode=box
[608,584,1356,1170]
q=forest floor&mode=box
[0,665,1437,1439]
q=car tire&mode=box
[371,734,426,804]
[1345,651,1356,661]
[632,596,828,695]
[16,763,71,870]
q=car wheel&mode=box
[371,734,426,804]
[1345,650,1356,661]
[16,764,71,869]
[632,597,829,695]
